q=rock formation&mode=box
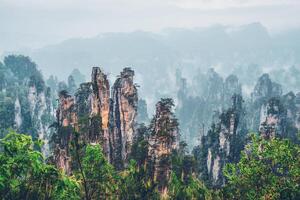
[53,67,138,172]
[54,91,76,174]
[90,68,111,159]
[147,98,179,196]
[110,67,138,169]
[249,73,282,131]
[223,75,242,109]
[194,95,246,187]
[0,55,55,156]
[54,67,112,172]
[176,69,242,149]
[259,92,300,141]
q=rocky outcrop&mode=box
[259,92,299,141]
[223,75,242,109]
[193,95,246,187]
[251,74,282,103]
[110,68,138,169]
[54,91,76,174]
[249,73,282,131]
[91,68,111,159]
[176,69,242,149]
[53,67,138,172]
[53,67,112,172]
[147,98,179,196]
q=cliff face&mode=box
[249,73,283,131]
[110,68,138,169]
[194,95,246,187]
[247,74,300,141]
[193,73,300,188]
[147,98,179,196]
[259,92,300,141]
[54,91,76,174]
[53,67,138,172]
[25,83,55,156]
[91,68,111,159]
[0,55,55,157]
[176,69,242,148]
[54,68,111,173]
[223,75,242,109]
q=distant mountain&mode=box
[16,23,300,111]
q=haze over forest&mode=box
[1,0,300,113]
[0,1,300,199]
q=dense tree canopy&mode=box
[223,134,300,200]
[0,130,80,200]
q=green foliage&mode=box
[223,134,300,200]
[0,130,80,200]
[169,142,213,200]
[4,55,44,89]
[130,124,149,166]
[119,160,159,200]
[80,144,119,199]
[168,172,211,200]
[0,96,15,134]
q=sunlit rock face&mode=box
[53,67,139,172]
[53,68,111,173]
[147,98,179,195]
[110,68,138,169]
[194,95,246,187]
[54,91,77,174]
[90,67,111,159]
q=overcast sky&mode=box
[0,0,300,53]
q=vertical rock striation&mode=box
[53,67,112,173]
[53,67,139,172]
[54,90,77,174]
[110,68,138,169]
[91,68,111,159]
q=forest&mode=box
[0,55,300,200]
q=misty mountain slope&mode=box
[29,23,300,78]
[24,23,300,114]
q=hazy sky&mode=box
[1,0,300,52]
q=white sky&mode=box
[0,0,299,52]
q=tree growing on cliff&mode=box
[223,134,300,200]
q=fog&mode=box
[1,0,300,115]
[1,0,300,54]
